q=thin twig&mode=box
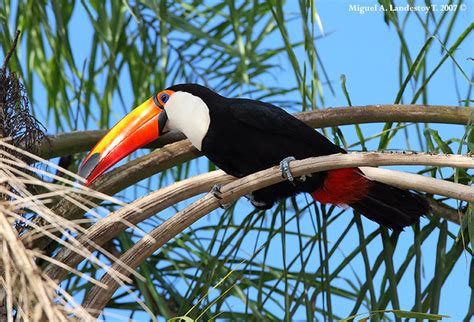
[80,152,474,315]
[1,30,21,73]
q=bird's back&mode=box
[201,98,344,177]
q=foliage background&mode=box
[0,0,473,321]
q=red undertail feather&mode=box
[311,168,370,205]
[311,167,429,231]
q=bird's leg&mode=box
[211,184,232,209]
[279,156,306,185]
[245,193,272,209]
[280,156,296,182]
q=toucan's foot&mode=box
[211,184,223,199]
[211,184,232,209]
[280,156,296,182]
[279,156,306,185]
[245,193,273,209]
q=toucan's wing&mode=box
[229,98,345,156]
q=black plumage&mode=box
[167,84,429,230]
[168,84,341,205]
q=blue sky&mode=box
[5,0,474,320]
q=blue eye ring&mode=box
[160,93,169,103]
[155,90,174,107]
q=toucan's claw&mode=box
[211,184,223,199]
[280,156,306,185]
[245,193,272,209]
[211,184,232,209]
[280,156,296,182]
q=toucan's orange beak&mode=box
[78,96,167,186]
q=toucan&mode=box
[78,84,429,230]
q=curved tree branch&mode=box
[33,106,473,251]
[37,105,473,159]
[49,106,474,214]
[30,140,199,251]
[79,152,474,315]
[45,168,468,284]
[44,170,233,281]
[45,166,467,284]
[360,167,473,202]
[49,106,474,217]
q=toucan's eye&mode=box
[156,90,174,107]
[160,93,169,103]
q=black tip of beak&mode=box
[78,153,100,180]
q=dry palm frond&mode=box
[0,151,94,321]
[0,140,157,321]
[0,142,155,321]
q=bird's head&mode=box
[78,84,219,185]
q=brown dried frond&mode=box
[0,145,96,321]
[0,142,146,321]
[0,212,96,322]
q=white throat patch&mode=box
[165,91,211,150]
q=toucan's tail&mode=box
[349,180,429,230]
[311,168,429,230]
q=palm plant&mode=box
[0,0,473,321]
